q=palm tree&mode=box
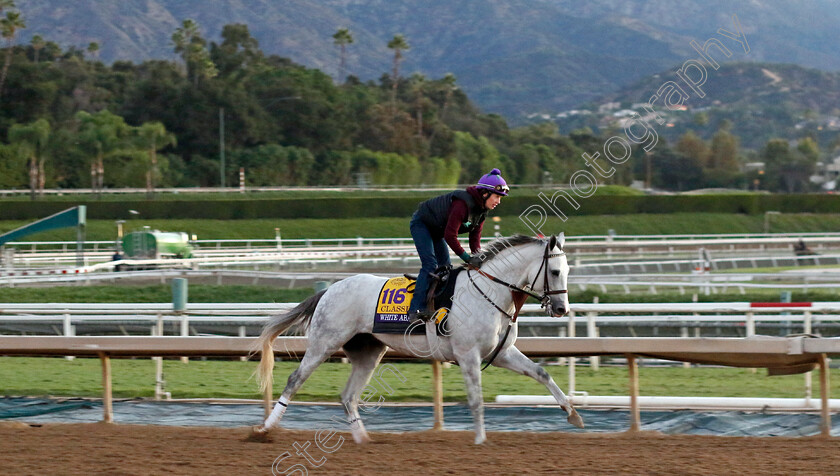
[0,0,15,13]
[43,41,60,62]
[410,73,426,137]
[428,73,457,146]
[8,119,50,200]
[0,10,25,94]
[136,121,176,197]
[76,110,130,197]
[171,19,217,86]
[30,34,43,63]
[386,34,409,115]
[332,28,353,83]
[87,41,100,60]
[171,19,198,60]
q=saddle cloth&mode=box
[371,267,464,335]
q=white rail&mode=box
[5,232,840,257]
[3,232,839,281]
[496,395,840,412]
[1,301,839,314]
[2,302,840,341]
[5,266,840,293]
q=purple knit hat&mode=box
[476,168,509,196]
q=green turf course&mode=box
[0,357,833,402]
[0,285,312,304]
[2,212,840,242]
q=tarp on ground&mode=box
[0,398,833,437]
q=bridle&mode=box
[466,237,568,370]
[526,237,569,310]
[467,238,567,317]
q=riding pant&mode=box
[408,212,451,313]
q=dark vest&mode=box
[416,190,487,237]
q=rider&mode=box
[407,168,509,321]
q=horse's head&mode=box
[540,233,570,317]
[475,234,571,317]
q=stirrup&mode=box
[409,309,432,322]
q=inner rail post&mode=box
[820,353,831,438]
[627,354,640,432]
[98,352,113,424]
[432,360,444,430]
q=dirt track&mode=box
[1,422,839,475]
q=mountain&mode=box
[554,62,840,150]
[11,0,840,122]
[543,0,840,70]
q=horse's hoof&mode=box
[352,433,372,444]
[245,426,273,443]
[567,409,585,429]
[474,434,487,445]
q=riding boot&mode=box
[408,271,432,322]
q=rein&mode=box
[468,239,568,370]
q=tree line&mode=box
[0,4,829,197]
[645,122,821,193]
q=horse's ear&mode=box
[556,232,565,249]
[548,234,557,250]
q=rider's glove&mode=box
[463,252,485,268]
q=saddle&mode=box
[428,265,462,313]
[372,266,464,335]
[404,265,462,311]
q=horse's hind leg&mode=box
[492,346,584,429]
[262,328,353,430]
[340,334,388,444]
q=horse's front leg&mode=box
[492,346,584,429]
[456,349,486,444]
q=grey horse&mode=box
[253,234,583,444]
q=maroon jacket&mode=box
[415,186,488,256]
[443,186,485,256]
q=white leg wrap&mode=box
[264,396,289,429]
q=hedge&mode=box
[0,194,837,220]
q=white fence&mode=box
[3,233,840,282]
[3,301,839,339]
[4,265,840,296]
[2,297,839,431]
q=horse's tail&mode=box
[256,290,327,393]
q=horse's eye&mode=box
[551,270,560,277]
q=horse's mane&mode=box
[477,234,545,267]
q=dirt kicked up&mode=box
[1,422,839,475]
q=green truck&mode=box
[121,230,194,259]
